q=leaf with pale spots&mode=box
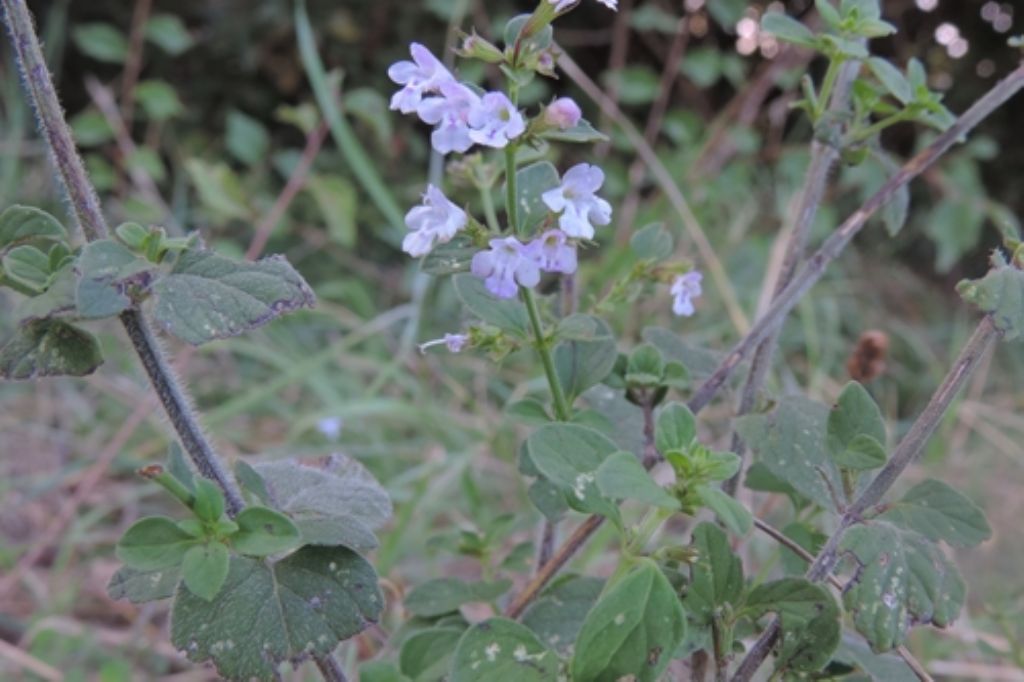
[740,578,841,672]
[571,560,686,682]
[170,545,383,681]
[735,396,846,513]
[879,478,991,548]
[400,626,463,680]
[450,618,559,682]
[526,423,621,523]
[0,320,104,380]
[521,575,604,656]
[840,521,966,652]
[683,523,744,627]
[151,247,315,345]
[422,233,477,275]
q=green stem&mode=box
[522,287,572,420]
[813,57,843,121]
[504,145,519,235]
[479,184,501,233]
[845,109,914,145]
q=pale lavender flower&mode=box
[528,229,578,274]
[445,333,469,352]
[468,92,526,149]
[402,184,467,257]
[417,81,480,154]
[670,271,703,317]
[388,43,455,114]
[317,417,343,440]
[471,237,541,299]
[544,97,582,130]
[541,163,612,240]
[419,332,469,353]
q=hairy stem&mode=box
[724,59,859,496]
[120,310,245,513]
[505,63,1024,618]
[2,0,106,241]
[688,62,1024,415]
[2,0,246,516]
[731,317,1001,681]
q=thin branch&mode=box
[557,49,752,336]
[687,62,1024,415]
[723,59,859,496]
[731,316,1001,681]
[506,514,605,619]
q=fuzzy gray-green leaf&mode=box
[170,545,383,681]
[151,248,315,345]
[250,456,392,551]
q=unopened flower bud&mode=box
[457,30,504,64]
[544,97,582,130]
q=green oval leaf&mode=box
[181,542,231,601]
[0,320,104,380]
[0,205,67,251]
[192,479,226,523]
[572,561,686,682]
[405,578,512,618]
[453,273,529,335]
[595,451,680,510]
[761,12,817,48]
[231,506,302,556]
[450,618,559,682]
[655,401,696,454]
[116,516,197,570]
[879,479,992,548]
[741,578,841,672]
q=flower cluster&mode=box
[389,44,525,155]
[389,10,702,351]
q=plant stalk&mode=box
[723,59,859,496]
[522,287,572,421]
[687,62,1024,415]
[730,316,1001,681]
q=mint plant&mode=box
[3,0,1024,680]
